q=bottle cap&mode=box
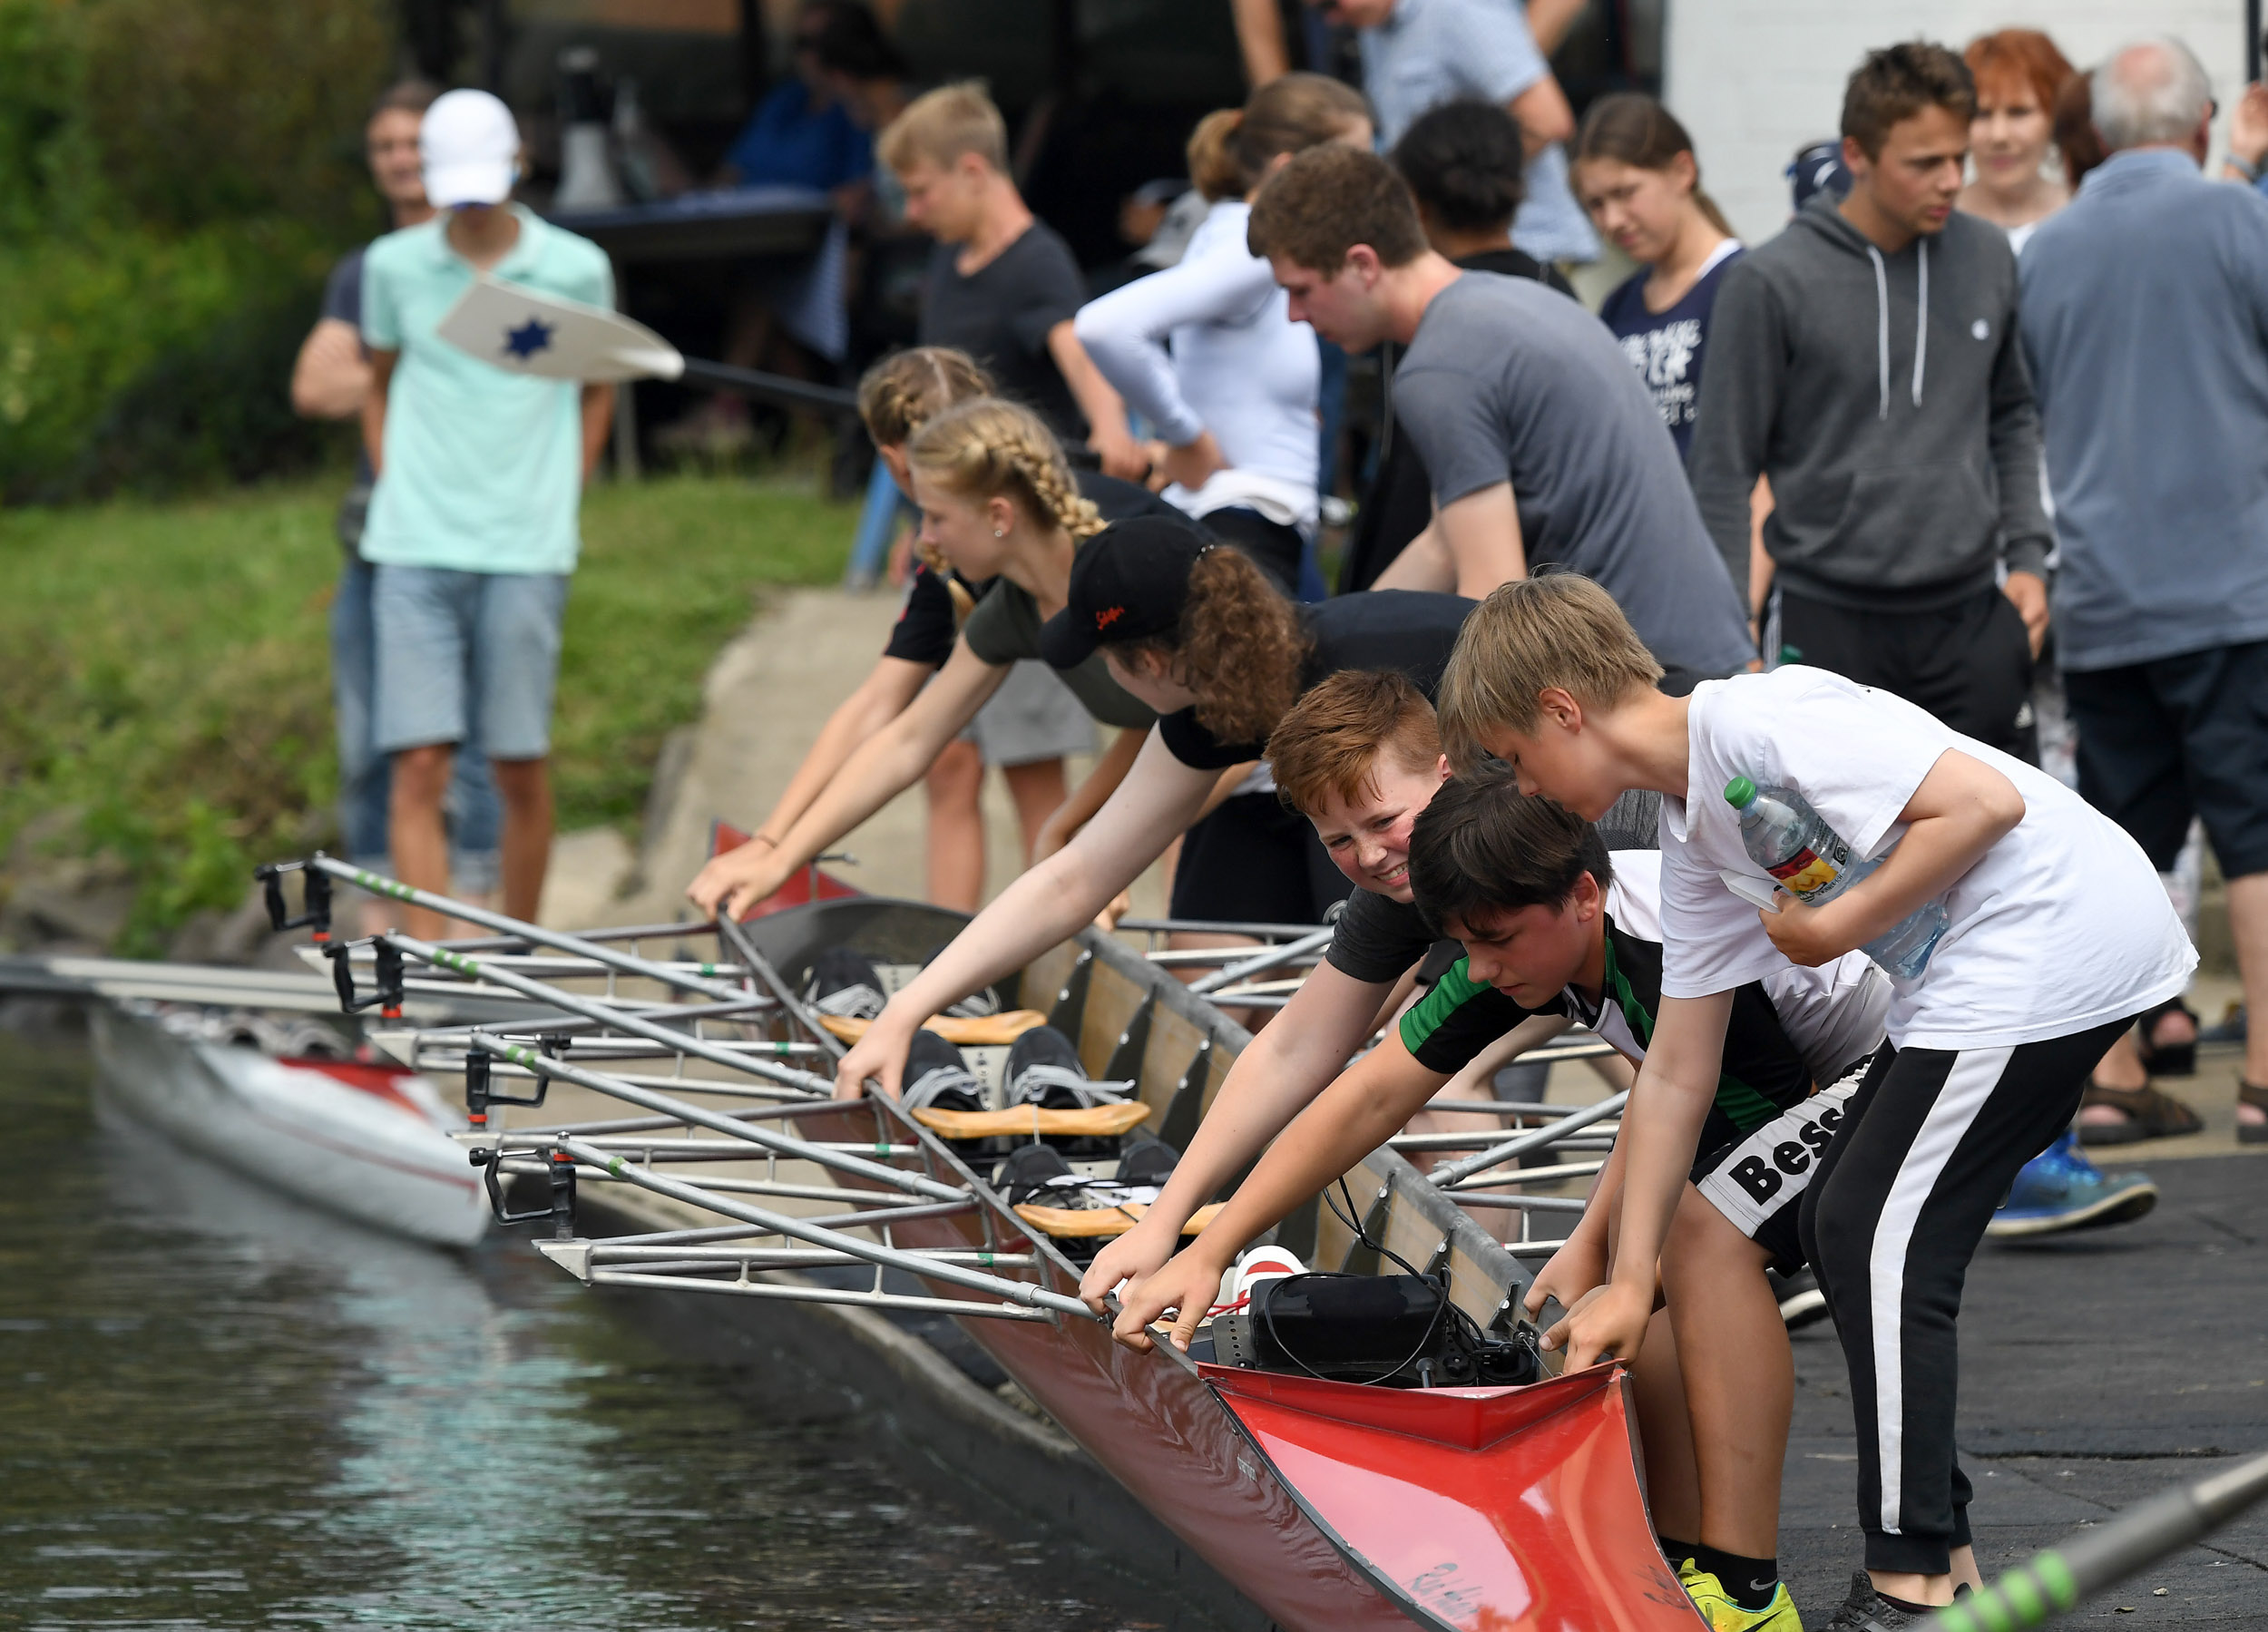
[1725,776,1757,807]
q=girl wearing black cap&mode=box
[833,519,1483,1099]
[689,397,1181,921]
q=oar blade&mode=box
[435,276,684,384]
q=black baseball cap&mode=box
[1040,515,1210,669]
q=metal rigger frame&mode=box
[258,857,1633,1315]
[258,856,1090,1324]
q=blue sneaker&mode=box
[1986,1131,2158,1238]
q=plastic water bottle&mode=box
[1724,776,1949,981]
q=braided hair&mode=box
[905,397,1105,543]
[856,347,995,450]
[855,350,997,617]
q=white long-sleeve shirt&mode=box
[1074,200,1320,525]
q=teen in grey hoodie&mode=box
[1688,43,2052,760]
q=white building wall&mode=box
[1663,2,2249,247]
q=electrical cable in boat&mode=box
[1256,1178,1467,1389]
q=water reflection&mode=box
[0,1037,1128,1629]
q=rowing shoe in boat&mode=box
[260,854,1699,1631]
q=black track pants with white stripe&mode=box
[1795,1015,2134,1575]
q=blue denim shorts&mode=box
[372,565,570,761]
[333,559,503,888]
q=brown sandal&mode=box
[2136,997,2200,1077]
[2077,1080,2204,1145]
[2240,1081,2268,1147]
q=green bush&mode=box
[0,0,389,501]
[0,224,345,501]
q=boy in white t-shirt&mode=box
[1434,575,2195,1627]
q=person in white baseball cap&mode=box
[419,88,522,209]
[357,85,614,942]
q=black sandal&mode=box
[2078,1080,2204,1144]
[2240,1081,2268,1147]
[2136,997,2199,1078]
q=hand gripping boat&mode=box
[259,855,1701,1631]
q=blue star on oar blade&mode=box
[503,316,555,359]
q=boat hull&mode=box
[91,1005,489,1249]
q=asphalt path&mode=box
[1777,1153,2267,1625]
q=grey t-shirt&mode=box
[963,582,1158,729]
[1392,272,1755,680]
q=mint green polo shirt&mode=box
[360,206,614,576]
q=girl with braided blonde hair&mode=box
[689,396,1176,921]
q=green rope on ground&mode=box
[1930,1551,2077,1632]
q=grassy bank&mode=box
[0,471,856,953]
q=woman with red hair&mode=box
[1960,28,2079,251]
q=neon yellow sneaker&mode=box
[1681,1560,1804,1632]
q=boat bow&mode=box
[1204,1361,1703,1631]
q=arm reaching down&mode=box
[1432,483,1527,597]
[1370,486,1527,598]
[1047,320,1149,482]
[1035,724,1148,861]
[757,657,934,847]
[1077,959,1402,1309]
[833,730,1219,1097]
[580,383,614,483]
[688,640,1012,918]
[1686,265,1784,608]
[1230,0,1288,83]
[1553,991,1732,1368]
[1110,1029,1455,1353]
[1523,0,1585,54]
[361,349,397,476]
[1506,75,1575,156]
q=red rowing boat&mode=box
[697,892,1702,1631]
[308,839,1698,1628]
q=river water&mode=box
[0,1036,1133,1630]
